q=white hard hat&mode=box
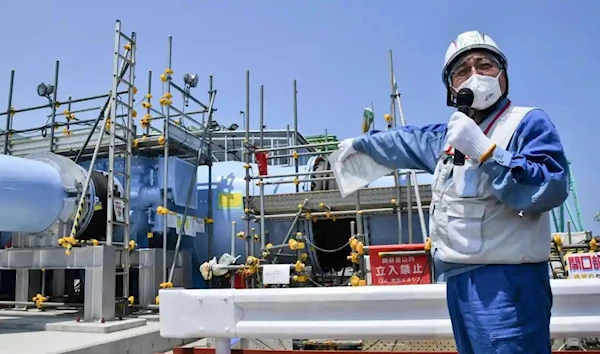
[442,30,507,88]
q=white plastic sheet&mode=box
[328,149,394,198]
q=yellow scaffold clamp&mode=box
[243,256,260,276]
[159,282,174,289]
[159,92,173,106]
[127,240,136,251]
[156,206,169,215]
[349,275,366,287]
[128,296,135,307]
[57,236,77,256]
[590,238,598,252]
[160,68,174,82]
[140,114,151,128]
[32,293,48,309]
[288,238,305,251]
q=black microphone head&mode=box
[456,88,474,107]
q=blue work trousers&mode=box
[446,263,552,354]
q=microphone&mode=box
[453,88,474,166]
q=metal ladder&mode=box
[106,20,136,301]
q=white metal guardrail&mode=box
[159,279,600,354]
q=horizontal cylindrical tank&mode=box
[0,154,67,233]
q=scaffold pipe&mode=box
[159,279,600,341]
[0,154,66,233]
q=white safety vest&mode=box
[430,104,551,265]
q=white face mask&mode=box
[453,70,503,110]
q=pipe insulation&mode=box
[0,154,66,233]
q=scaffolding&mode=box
[0,20,215,322]
[233,56,431,289]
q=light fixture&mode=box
[183,73,199,88]
[228,123,239,131]
[37,83,55,98]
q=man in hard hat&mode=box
[337,30,568,353]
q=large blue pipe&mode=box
[0,154,66,233]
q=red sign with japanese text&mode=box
[368,245,432,286]
[566,253,600,279]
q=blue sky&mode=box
[1,1,598,234]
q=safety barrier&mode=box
[160,279,600,354]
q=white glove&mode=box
[337,138,357,162]
[446,112,494,161]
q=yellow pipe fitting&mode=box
[159,282,173,289]
[91,239,99,246]
[145,93,152,99]
[355,241,365,256]
[347,252,359,264]
[297,204,304,210]
[424,237,432,251]
[262,251,270,258]
[158,135,166,145]
[295,232,303,239]
[265,243,273,250]
[311,216,318,223]
[243,164,250,169]
[55,101,61,108]
[391,199,397,206]
[141,135,147,141]
[205,218,214,224]
[349,275,360,286]
[236,231,246,239]
[301,253,308,261]
[304,212,311,220]
[155,295,160,305]
[292,151,298,159]
[293,178,299,185]
[253,233,259,241]
[132,110,137,118]
[164,92,173,99]
[384,113,393,122]
[62,128,71,136]
[147,232,154,239]
[105,118,111,129]
[128,296,135,306]
[160,74,167,82]
[295,260,305,272]
[319,202,325,209]
[325,211,332,219]
[165,68,174,75]
[132,139,139,148]
[358,279,367,286]
[357,210,363,215]
[124,42,132,51]
[133,87,138,95]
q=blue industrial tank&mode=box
[197,159,432,273]
[87,156,206,287]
